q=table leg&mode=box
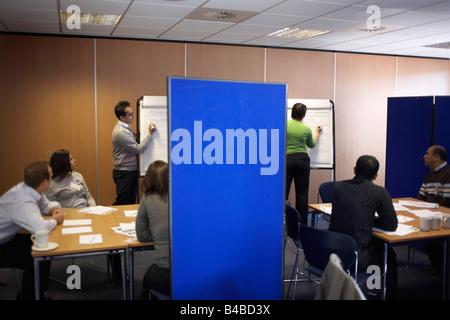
[129,248,134,300]
[381,242,388,300]
[121,250,127,300]
[34,258,40,300]
[443,238,448,300]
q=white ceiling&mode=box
[1,0,450,59]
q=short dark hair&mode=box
[291,103,307,120]
[355,155,379,180]
[115,101,130,119]
[141,160,168,201]
[50,149,72,179]
[24,161,50,189]
[432,145,447,162]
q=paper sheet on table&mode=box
[111,222,136,237]
[394,203,409,211]
[63,219,92,226]
[62,226,93,235]
[398,200,439,209]
[320,206,332,215]
[373,223,419,236]
[77,206,118,215]
[409,209,442,218]
[124,210,137,217]
[80,234,102,245]
[397,215,415,223]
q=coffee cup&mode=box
[431,216,441,230]
[31,230,49,248]
[443,214,450,229]
[420,217,432,232]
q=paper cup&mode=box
[420,217,432,232]
[431,216,441,230]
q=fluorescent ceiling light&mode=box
[60,11,121,26]
[423,41,450,49]
[268,27,330,39]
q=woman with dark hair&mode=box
[286,103,322,224]
[44,149,96,208]
[136,160,170,299]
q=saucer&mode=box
[32,242,59,251]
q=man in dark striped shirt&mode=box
[417,145,450,275]
[329,155,398,299]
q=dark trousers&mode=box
[141,264,170,300]
[0,234,51,300]
[286,153,311,224]
[112,169,138,205]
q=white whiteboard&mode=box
[287,99,334,169]
[139,96,168,176]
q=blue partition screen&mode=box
[385,96,433,198]
[434,96,450,149]
[168,77,287,300]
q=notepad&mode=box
[62,226,93,235]
[124,210,137,217]
[63,219,92,226]
[80,234,102,245]
[77,206,118,215]
[373,223,419,236]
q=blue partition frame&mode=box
[168,77,287,300]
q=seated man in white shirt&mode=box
[0,161,64,299]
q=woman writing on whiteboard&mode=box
[286,103,322,224]
[136,160,170,299]
[44,149,96,208]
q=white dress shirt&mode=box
[0,182,60,244]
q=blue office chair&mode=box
[316,181,338,225]
[318,181,338,203]
[300,225,361,284]
[284,200,305,299]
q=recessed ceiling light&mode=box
[268,27,330,39]
[60,11,121,26]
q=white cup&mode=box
[431,216,441,230]
[420,217,432,232]
[443,214,450,229]
[31,230,49,248]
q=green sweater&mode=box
[286,119,317,154]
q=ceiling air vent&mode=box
[185,7,257,23]
[423,41,450,49]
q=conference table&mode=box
[31,204,154,300]
[309,197,450,300]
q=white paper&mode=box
[398,200,438,209]
[373,223,419,236]
[397,215,415,223]
[77,206,117,215]
[62,226,93,235]
[320,206,332,215]
[124,210,137,217]
[119,222,135,231]
[393,203,409,211]
[63,219,92,226]
[409,209,442,218]
[80,234,102,245]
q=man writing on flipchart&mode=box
[112,100,157,205]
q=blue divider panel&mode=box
[169,77,287,300]
[385,96,433,198]
[434,96,450,150]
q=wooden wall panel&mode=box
[0,35,96,199]
[335,53,397,187]
[186,43,265,81]
[96,39,185,205]
[266,48,335,206]
[397,57,450,96]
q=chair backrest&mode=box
[318,181,338,203]
[300,225,358,274]
[285,200,302,243]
